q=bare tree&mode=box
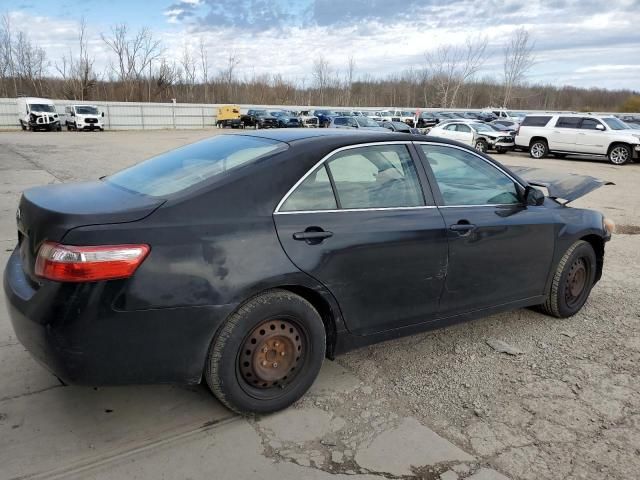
[312,55,331,105]
[101,24,163,100]
[345,55,356,105]
[425,36,488,107]
[199,38,209,102]
[180,43,197,101]
[502,28,535,107]
[1,14,18,96]
[56,18,96,100]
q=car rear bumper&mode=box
[3,248,235,385]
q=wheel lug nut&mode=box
[262,360,267,366]
[274,342,279,347]
[262,347,268,353]
[273,362,278,368]
[281,351,286,356]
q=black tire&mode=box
[495,147,507,154]
[474,139,488,153]
[20,120,26,131]
[205,289,325,415]
[608,144,631,165]
[529,139,548,159]
[539,240,596,318]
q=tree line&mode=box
[0,14,637,112]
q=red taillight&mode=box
[34,242,150,282]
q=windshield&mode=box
[401,111,414,116]
[29,104,55,113]
[356,117,379,127]
[270,111,285,117]
[75,106,98,115]
[602,117,631,130]
[106,135,287,197]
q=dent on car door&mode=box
[273,143,448,336]
[416,143,556,316]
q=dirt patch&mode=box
[615,224,640,235]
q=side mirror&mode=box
[524,186,545,206]
[595,124,605,131]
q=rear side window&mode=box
[280,166,336,212]
[521,116,552,127]
[556,117,582,129]
[107,135,286,197]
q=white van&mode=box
[16,97,61,131]
[64,104,104,131]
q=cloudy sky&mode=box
[3,0,640,90]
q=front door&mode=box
[574,117,607,154]
[274,143,448,335]
[417,143,556,316]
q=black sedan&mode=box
[381,120,421,134]
[4,129,613,414]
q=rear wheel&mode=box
[205,290,325,414]
[530,139,548,159]
[608,144,631,165]
[20,120,26,131]
[539,240,596,318]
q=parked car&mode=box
[64,104,105,131]
[270,110,302,128]
[485,108,524,121]
[415,112,441,129]
[4,129,613,414]
[366,111,384,122]
[313,109,339,128]
[430,120,515,153]
[16,97,61,131]
[296,110,319,128]
[216,105,243,128]
[329,116,389,131]
[381,120,420,134]
[240,109,279,129]
[515,113,640,165]
[616,114,640,127]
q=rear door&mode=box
[274,142,448,335]
[548,116,581,151]
[416,143,556,315]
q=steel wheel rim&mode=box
[565,257,589,308]
[610,147,628,164]
[475,141,487,152]
[240,319,303,389]
[531,143,544,158]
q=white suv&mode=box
[516,113,640,165]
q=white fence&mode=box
[0,98,632,131]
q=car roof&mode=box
[221,129,418,144]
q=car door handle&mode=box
[449,223,476,234]
[293,231,333,241]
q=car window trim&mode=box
[413,141,526,208]
[274,141,431,215]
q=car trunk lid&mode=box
[16,181,164,282]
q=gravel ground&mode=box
[1,130,638,480]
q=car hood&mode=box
[508,166,614,203]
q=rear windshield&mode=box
[106,135,287,197]
[521,116,552,127]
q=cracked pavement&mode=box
[1,130,639,479]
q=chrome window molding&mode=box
[273,140,527,215]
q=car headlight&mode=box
[603,217,616,234]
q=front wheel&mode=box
[529,140,548,159]
[205,290,326,414]
[474,139,488,153]
[608,144,631,165]
[495,147,507,154]
[20,120,26,131]
[539,240,596,318]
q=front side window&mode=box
[580,118,603,130]
[107,135,286,197]
[420,145,520,206]
[556,117,582,129]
